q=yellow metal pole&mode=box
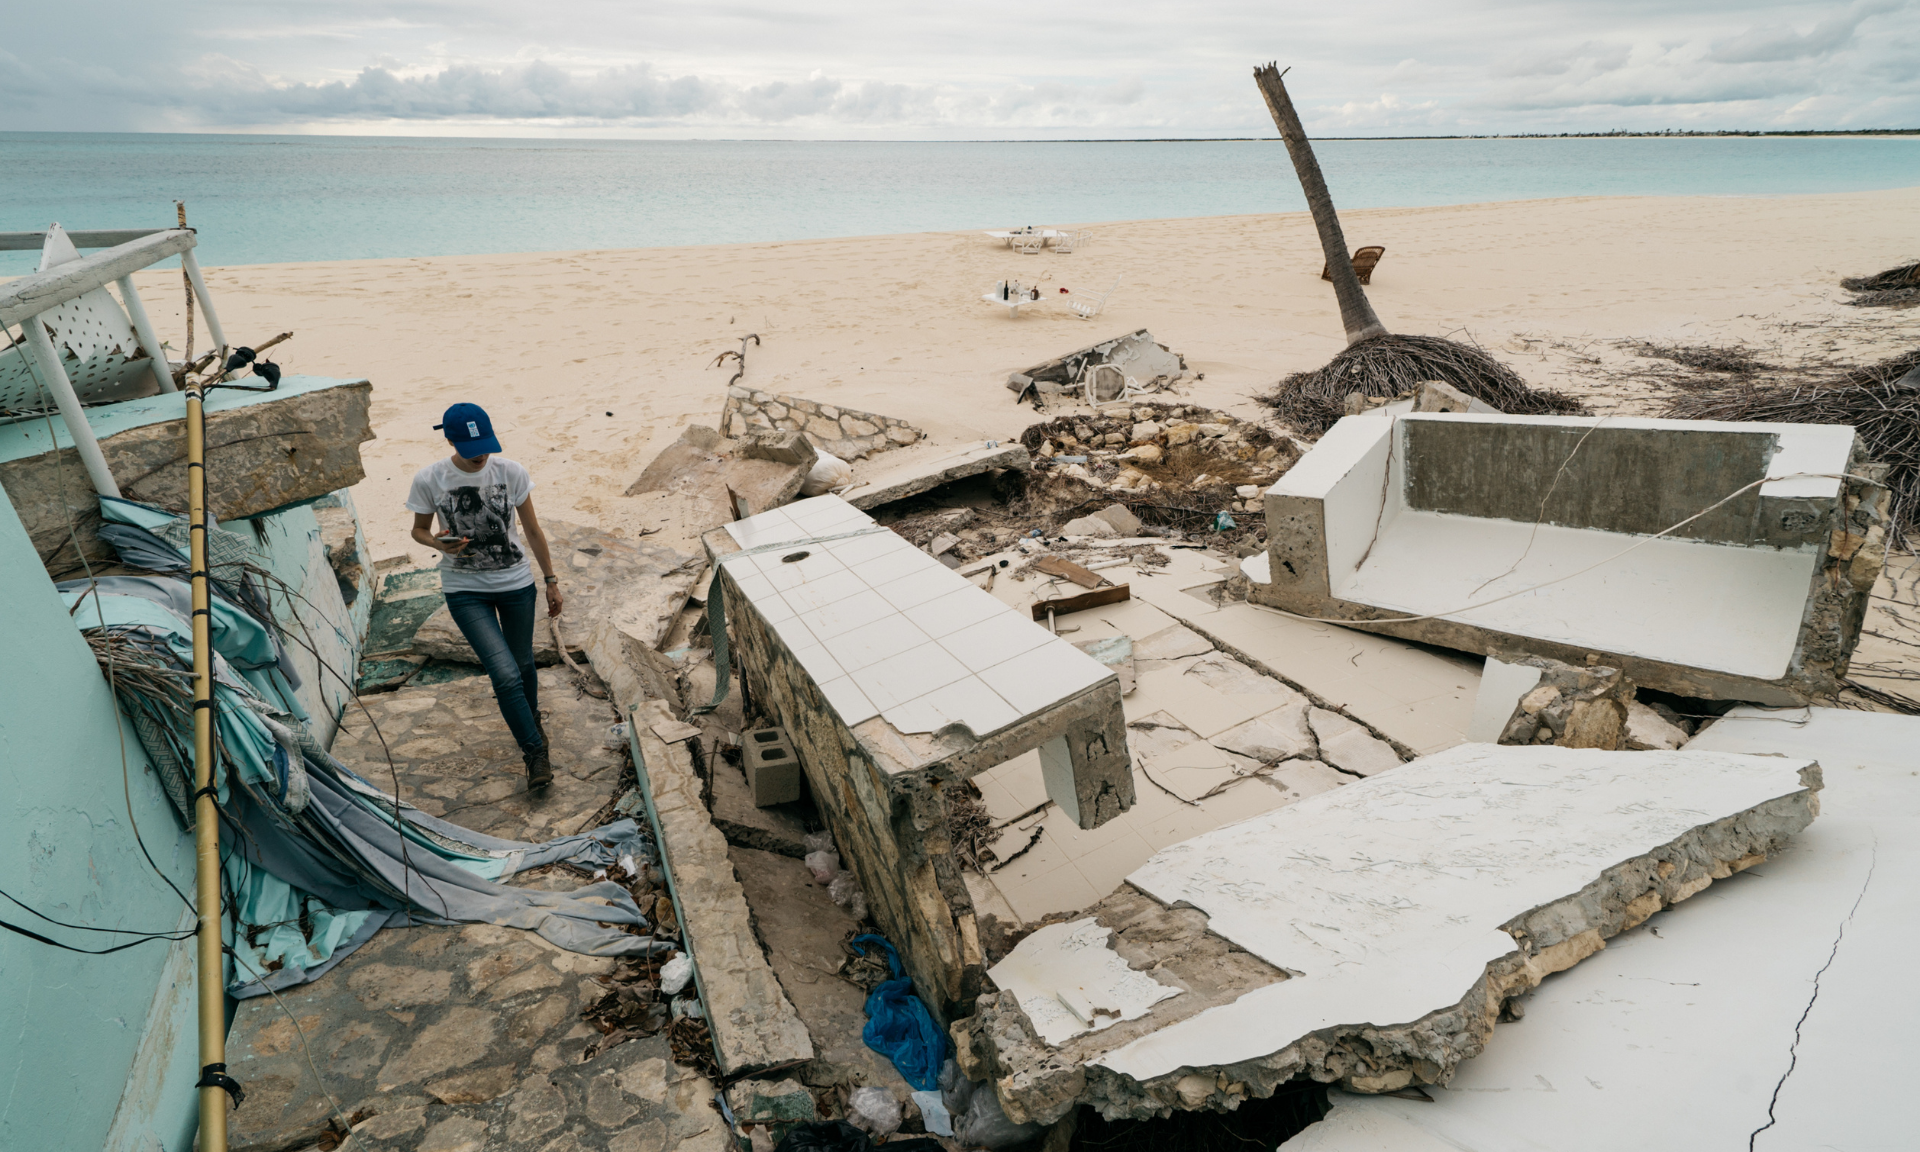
[186,376,229,1152]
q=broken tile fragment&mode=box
[1308,708,1403,776]
[1211,704,1316,764]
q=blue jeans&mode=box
[444,583,544,753]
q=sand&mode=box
[122,186,1920,565]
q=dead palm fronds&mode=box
[1664,350,1920,544]
[1841,262,1920,292]
[1251,64,1582,434]
[1841,262,1920,308]
[1268,332,1585,435]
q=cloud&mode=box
[1492,40,1632,79]
[1707,0,1900,63]
[5,0,1920,136]
[151,58,1159,129]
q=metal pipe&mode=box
[186,377,229,1152]
[16,314,122,498]
[179,250,228,352]
[115,275,176,393]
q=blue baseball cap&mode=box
[434,403,501,458]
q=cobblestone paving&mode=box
[331,666,624,841]
[224,668,728,1151]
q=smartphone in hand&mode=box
[436,534,470,554]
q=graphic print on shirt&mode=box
[438,483,522,571]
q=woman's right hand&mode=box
[438,535,471,555]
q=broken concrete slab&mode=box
[1119,568,1479,757]
[1481,652,1635,749]
[1625,699,1689,750]
[1132,624,1214,669]
[722,388,922,461]
[961,743,1821,1123]
[1059,515,1118,537]
[705,495,1133,1019]
[1307,708,1404,776]
[631,698,815,1075]
[1090,504,1142,535]
[1283,706,1916,1152]
[987,918,1184,1046]
[739,427,819,468]
[622,424,811,560]
[0,374,373,575]
[1256,412,1889,703]
[846,440,1033,511]
[1412,378,1500,414]
[1005,330,1186,400]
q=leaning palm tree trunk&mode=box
[1251,62,1586,433]
[1255,62,1387,345]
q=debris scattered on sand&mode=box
[1841,260,1920,307]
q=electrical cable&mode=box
[0,884,195,941]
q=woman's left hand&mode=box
[545,580,564,618]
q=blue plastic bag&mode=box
[849,934,948,1091]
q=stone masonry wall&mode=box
[720,561,983,1022]
[721,388,922,462]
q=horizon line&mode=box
[2,128,1918,144]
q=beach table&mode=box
[983,229,1063,247]
[983,285,1045,318]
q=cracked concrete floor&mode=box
[223,668,730,1151]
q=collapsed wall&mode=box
[952,744,1821,1122]
[703,496,1135,1020]
[1256,413,1889,703]
[0,374,374,577]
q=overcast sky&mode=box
[4,1,1915,138]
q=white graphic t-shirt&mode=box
[404,456,536,593]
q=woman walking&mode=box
[406,402,563,789]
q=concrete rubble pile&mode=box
[1006,330,1188,403]
[206,333,1910,1152]
[649,391,1904,1147]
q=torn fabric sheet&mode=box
[64,577,671,999]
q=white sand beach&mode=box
[126,186,1920,563]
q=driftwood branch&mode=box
[708,333,762,387]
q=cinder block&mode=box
[745,727,802,806]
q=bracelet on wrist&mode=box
[544,575,559,584]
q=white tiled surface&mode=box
[722,496,1113,742]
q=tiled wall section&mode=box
[726,559,985,1019]
[721,387,922,461]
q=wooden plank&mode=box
[1030,584,1130,620]
[0,230,197,326]
[1035,555,1103,589]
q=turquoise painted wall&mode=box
[0,495,200,1151]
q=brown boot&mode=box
[525,744,553,790]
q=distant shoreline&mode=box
[3,129,1918,144]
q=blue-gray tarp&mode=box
[65,564,670,999]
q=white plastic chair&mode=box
[1011,233,1046,255]
[1051,230,1082,254]
[1068,278,1119,320]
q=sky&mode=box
[3,1,1916,138]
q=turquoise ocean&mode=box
[3,133,1918,273]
